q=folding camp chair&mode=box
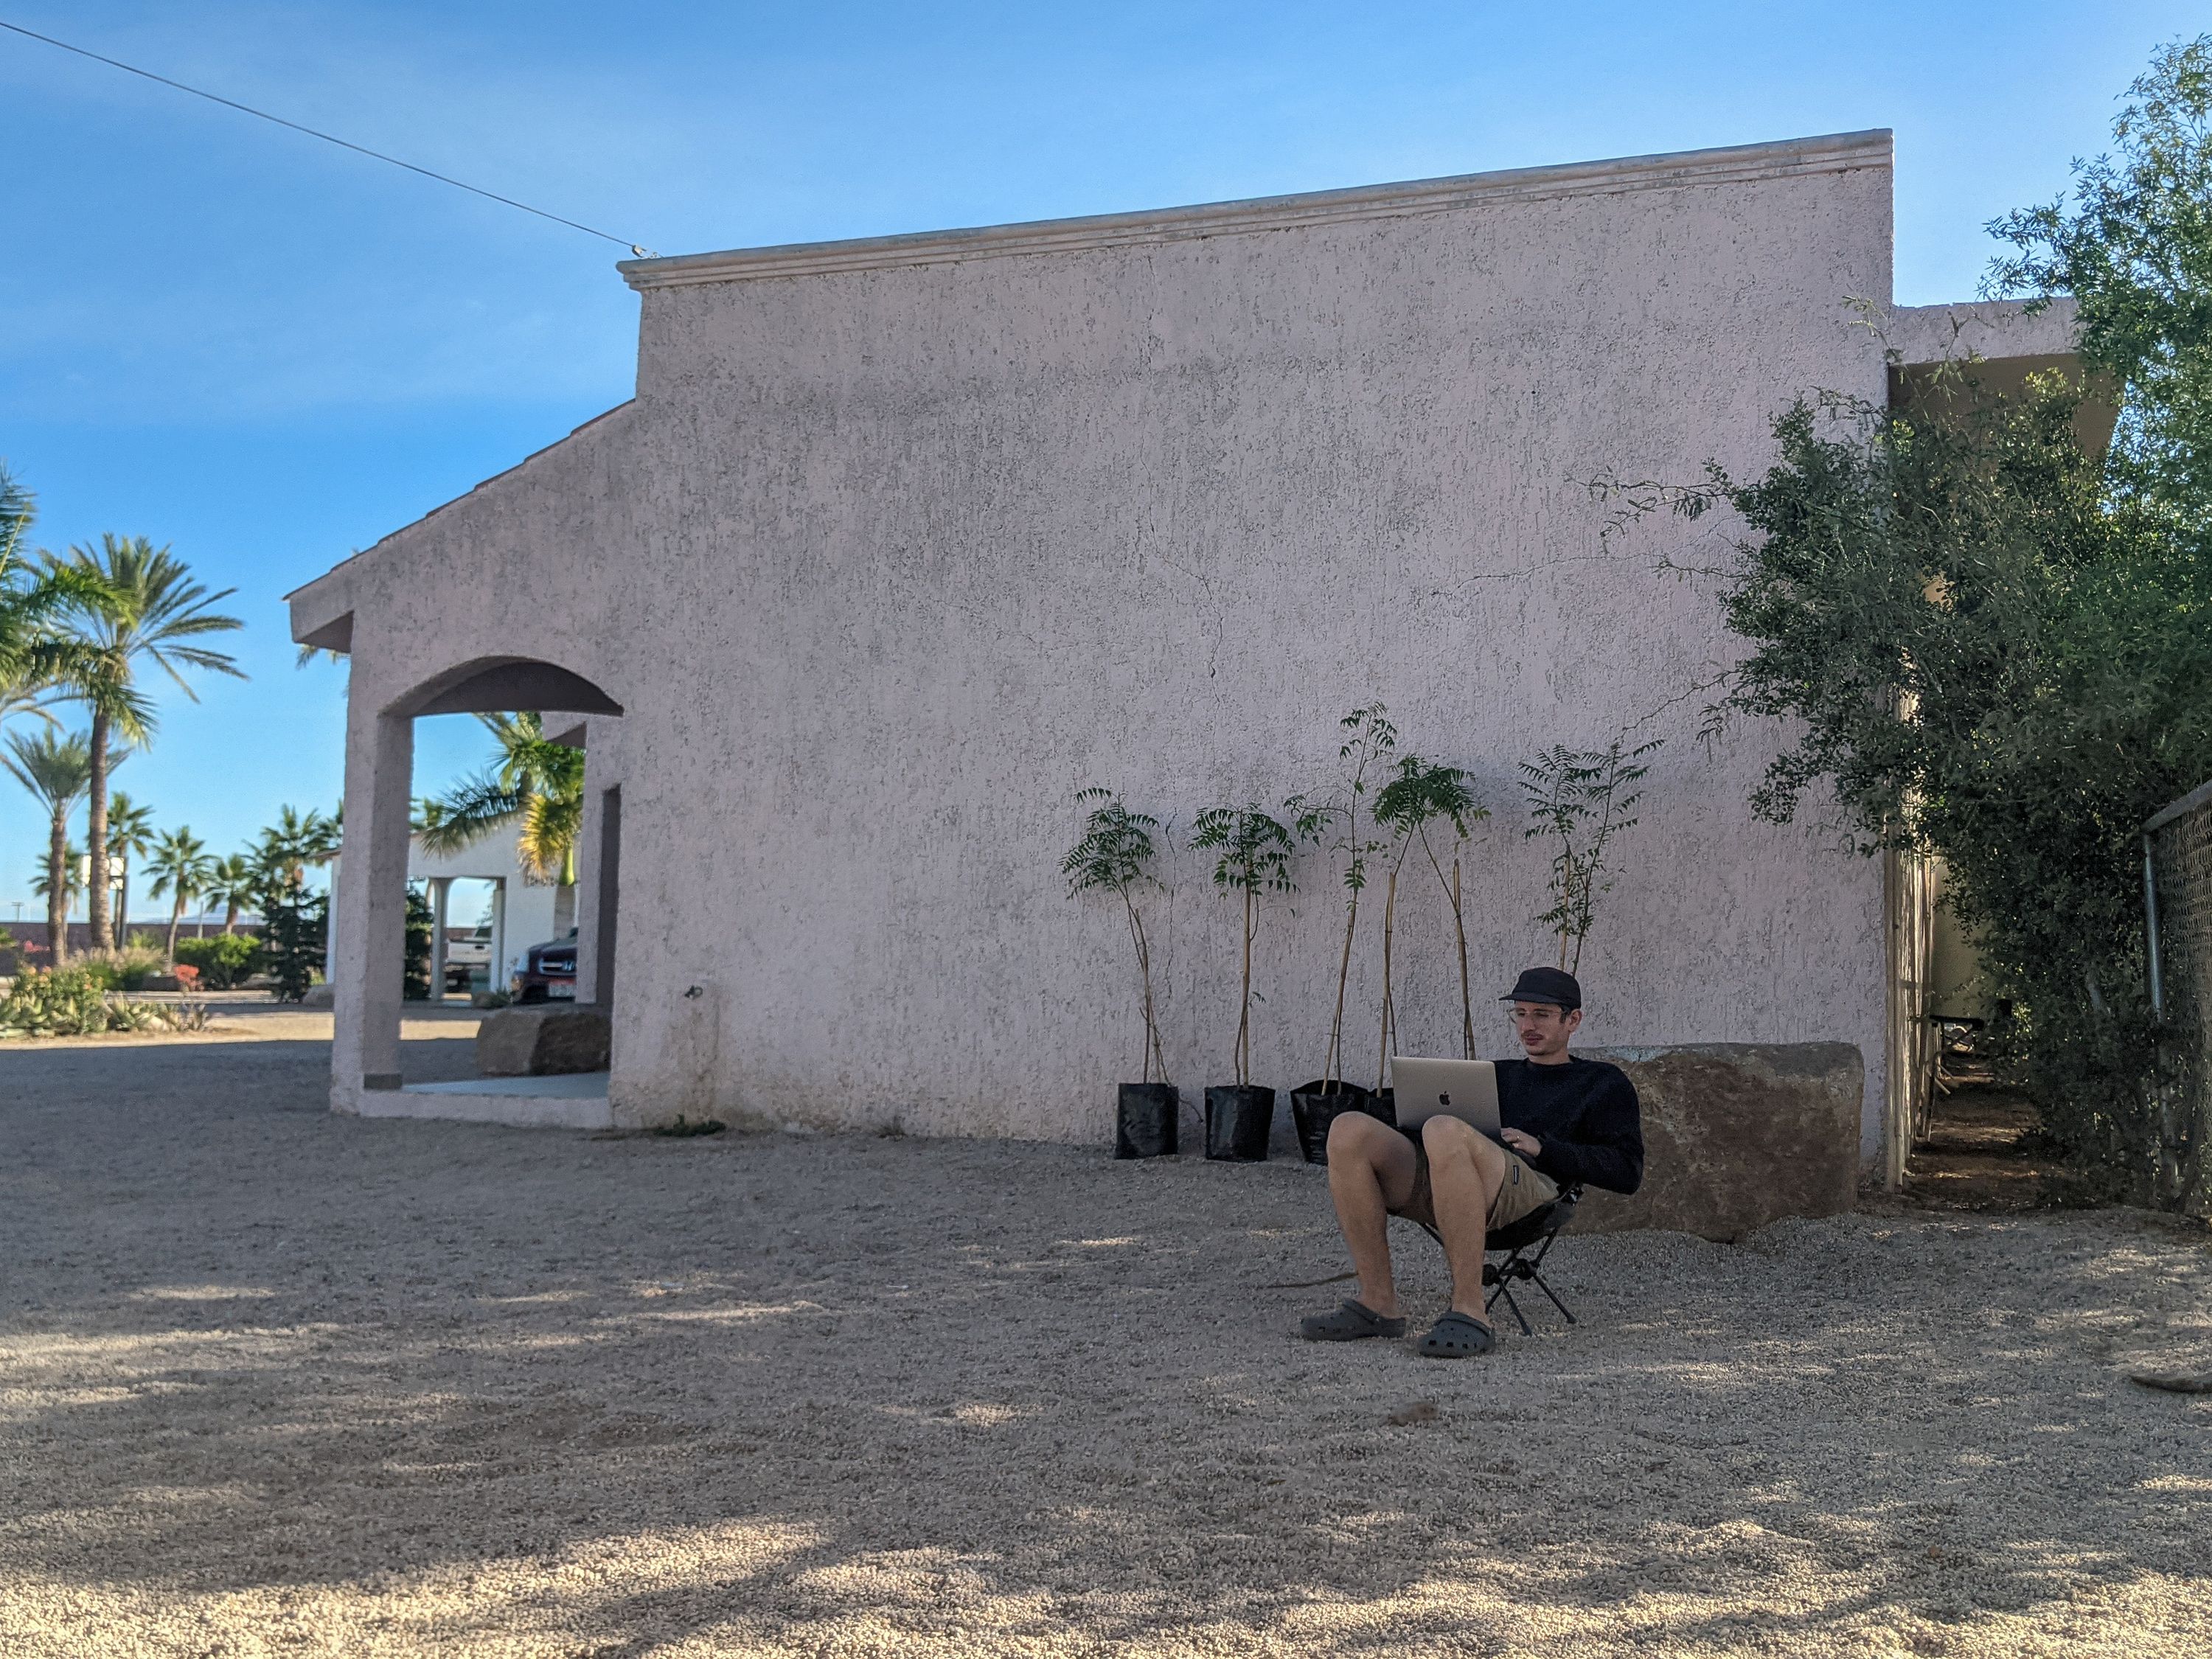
[1416,1183,1584,1336]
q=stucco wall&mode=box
[297,136,1897,1155]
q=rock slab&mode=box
[1575,1043,1864,1242]
[477,1004,611,1077]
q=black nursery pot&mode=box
[1204,1085,1276,1162]
[1287,1079,1375,1165]
[1115,1083,1180,1159]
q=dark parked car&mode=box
[512,930,578,1002]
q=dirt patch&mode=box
[3,1035,2210,1655]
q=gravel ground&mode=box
[4,1028,2211,1657]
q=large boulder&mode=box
[476,1003,611,1077]
[1575,1042,1864,1241]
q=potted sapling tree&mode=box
[1399,759,1486,1058]
[1520,737,1661,973]
[1062,788,1178,1157]
[1190,802,1299,1161]
[1288,703,1397,1163]
[1370,754,1481,1094]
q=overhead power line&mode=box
[0,17,657,257]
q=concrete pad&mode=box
[366,1072,613,1130]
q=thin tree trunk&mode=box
[222,900,238,934]
[1376,869,1398,1093]
[165,897,184,962]
[116,860,131,952]
[1236,888,1254,1086]
[1454,859,1473,1060]
[1123,891,1168,1085]
[46,807,69,967]
[1326,891,1358,1091]
[1556,858,1574,970]
[85,706,110,955]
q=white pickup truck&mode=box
[442,926,492,992]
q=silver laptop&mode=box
[1391,1057,1502,1136]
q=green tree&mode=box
[43,536,244,956]
[417,713,584,885]
[1370,757,1481,1077]
[0,464,97,737]
[1615,372,2208,1205]
[201,853,257,934]
[1519,739,1660,975]
[1989,35,2212,515]
[1310,704,1397,1091]
[404,886,435,1001]
[258,886,327,1004]
[1190,804,1301,1088]
[3,728,94,965]
[1377,757,1488,1060]
[146,827,214,961]
[253,805,340,894]
[105,791,156,950]
[1061,789,1172,1085]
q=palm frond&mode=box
[417,771,528,856]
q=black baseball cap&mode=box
[1501,967,1582,1010]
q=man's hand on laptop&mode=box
[1499,1127,1541,1157]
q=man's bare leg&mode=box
[1420,1116,1506,1322]
[1324,1112,1419,1317]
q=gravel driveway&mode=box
[4,1026,2209,1655]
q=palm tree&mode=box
[202,853,257,934]
[30,842,85,933]
[106,790,156,950]
[3,728,93,965]
[0,463,97,737]
[146,827,213,961]
[44,535,244,957]
[254,805,341,894]
[417,713,584,885]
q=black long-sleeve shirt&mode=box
[1495,1055,1644,1194]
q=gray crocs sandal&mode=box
[1301,1299,1408,1342]
[1418,1310,1495,1358]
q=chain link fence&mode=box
[2149,779,2212,1218]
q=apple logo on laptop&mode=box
[1439,1092,1450,1105]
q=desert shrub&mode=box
[0,970,214,1037]
[1,968,114,1036]
[176,934,260,990]
[77,947,169,992]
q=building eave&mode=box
[619,129,1893,292]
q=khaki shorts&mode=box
[1390,1134,1559,1234]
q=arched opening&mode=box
[329,656,626,1127]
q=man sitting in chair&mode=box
[1301,967,1644,1357]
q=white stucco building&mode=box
[288,130,2087,1171]
[406,820,570,995]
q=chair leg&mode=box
[1528,1270,1577,1326]
[1486,1278,1534,1336]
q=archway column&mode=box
[332,706,414,1101]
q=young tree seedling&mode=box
[1312,704,1397,1090]
[1374,756,1486,1068]
[1520,737,1661,974]
[1190,803,1300,1088]
[1061,788,1172,1084]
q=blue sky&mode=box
[0,0,2199,919]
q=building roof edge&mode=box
[620,129,1893,292]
